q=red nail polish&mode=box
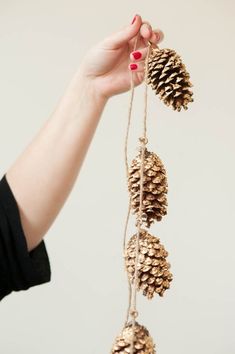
[132,51,142,60]
[130,63,138,70]
[131,15,137,24]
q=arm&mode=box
[6,15,163,251]
[6,72,106,251]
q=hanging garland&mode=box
[110,34,194,354]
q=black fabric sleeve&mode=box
[0,174,51,301]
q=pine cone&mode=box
[111,321,156,354]
[125,229,173,299]
[146,47,193,111]
[128,148,168,228]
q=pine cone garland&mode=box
[128,148,168,228]
[125,229,173,299]
[146,47,193,111]
[111,321,156,354]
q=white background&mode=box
[0,1,234,353]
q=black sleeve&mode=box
[0,174,51,301]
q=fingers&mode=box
[128,61,145,72]
[140,22,164,46]
[102,14,164,52]
[140,22,153,39]
[128,24,164,74]
[129,28,164,63]
[130,47,148,62]
[102,14,143,49]
[128,47,149,75]
[152,29,164,44]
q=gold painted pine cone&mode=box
[125,229,173,299]
[146,47,193,111]
[111,321,156,354]
[128,148,168,228]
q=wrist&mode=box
[71,67,108,108]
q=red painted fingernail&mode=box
[130,63,138,70]
[131,15,137,24]
[132,51,142,60]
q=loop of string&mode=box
[123,36,152,354]
[123,33,139,327]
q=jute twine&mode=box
[123,34,152,354]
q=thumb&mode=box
[103,14,142,49]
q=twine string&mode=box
[129,42,151,354]
[123,33,139,327]
[123,35,152,353]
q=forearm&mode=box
[6,69,107,251]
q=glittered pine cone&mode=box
[125,229,173,299]
[111,321,156,354]
[128,148,168,228]
[146,47,193,111]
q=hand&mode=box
[77,14,164,101]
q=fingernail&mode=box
[130,63,138,70]
[131,15,137,24]
[132,51,142,60]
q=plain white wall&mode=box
[0,1,234,353]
